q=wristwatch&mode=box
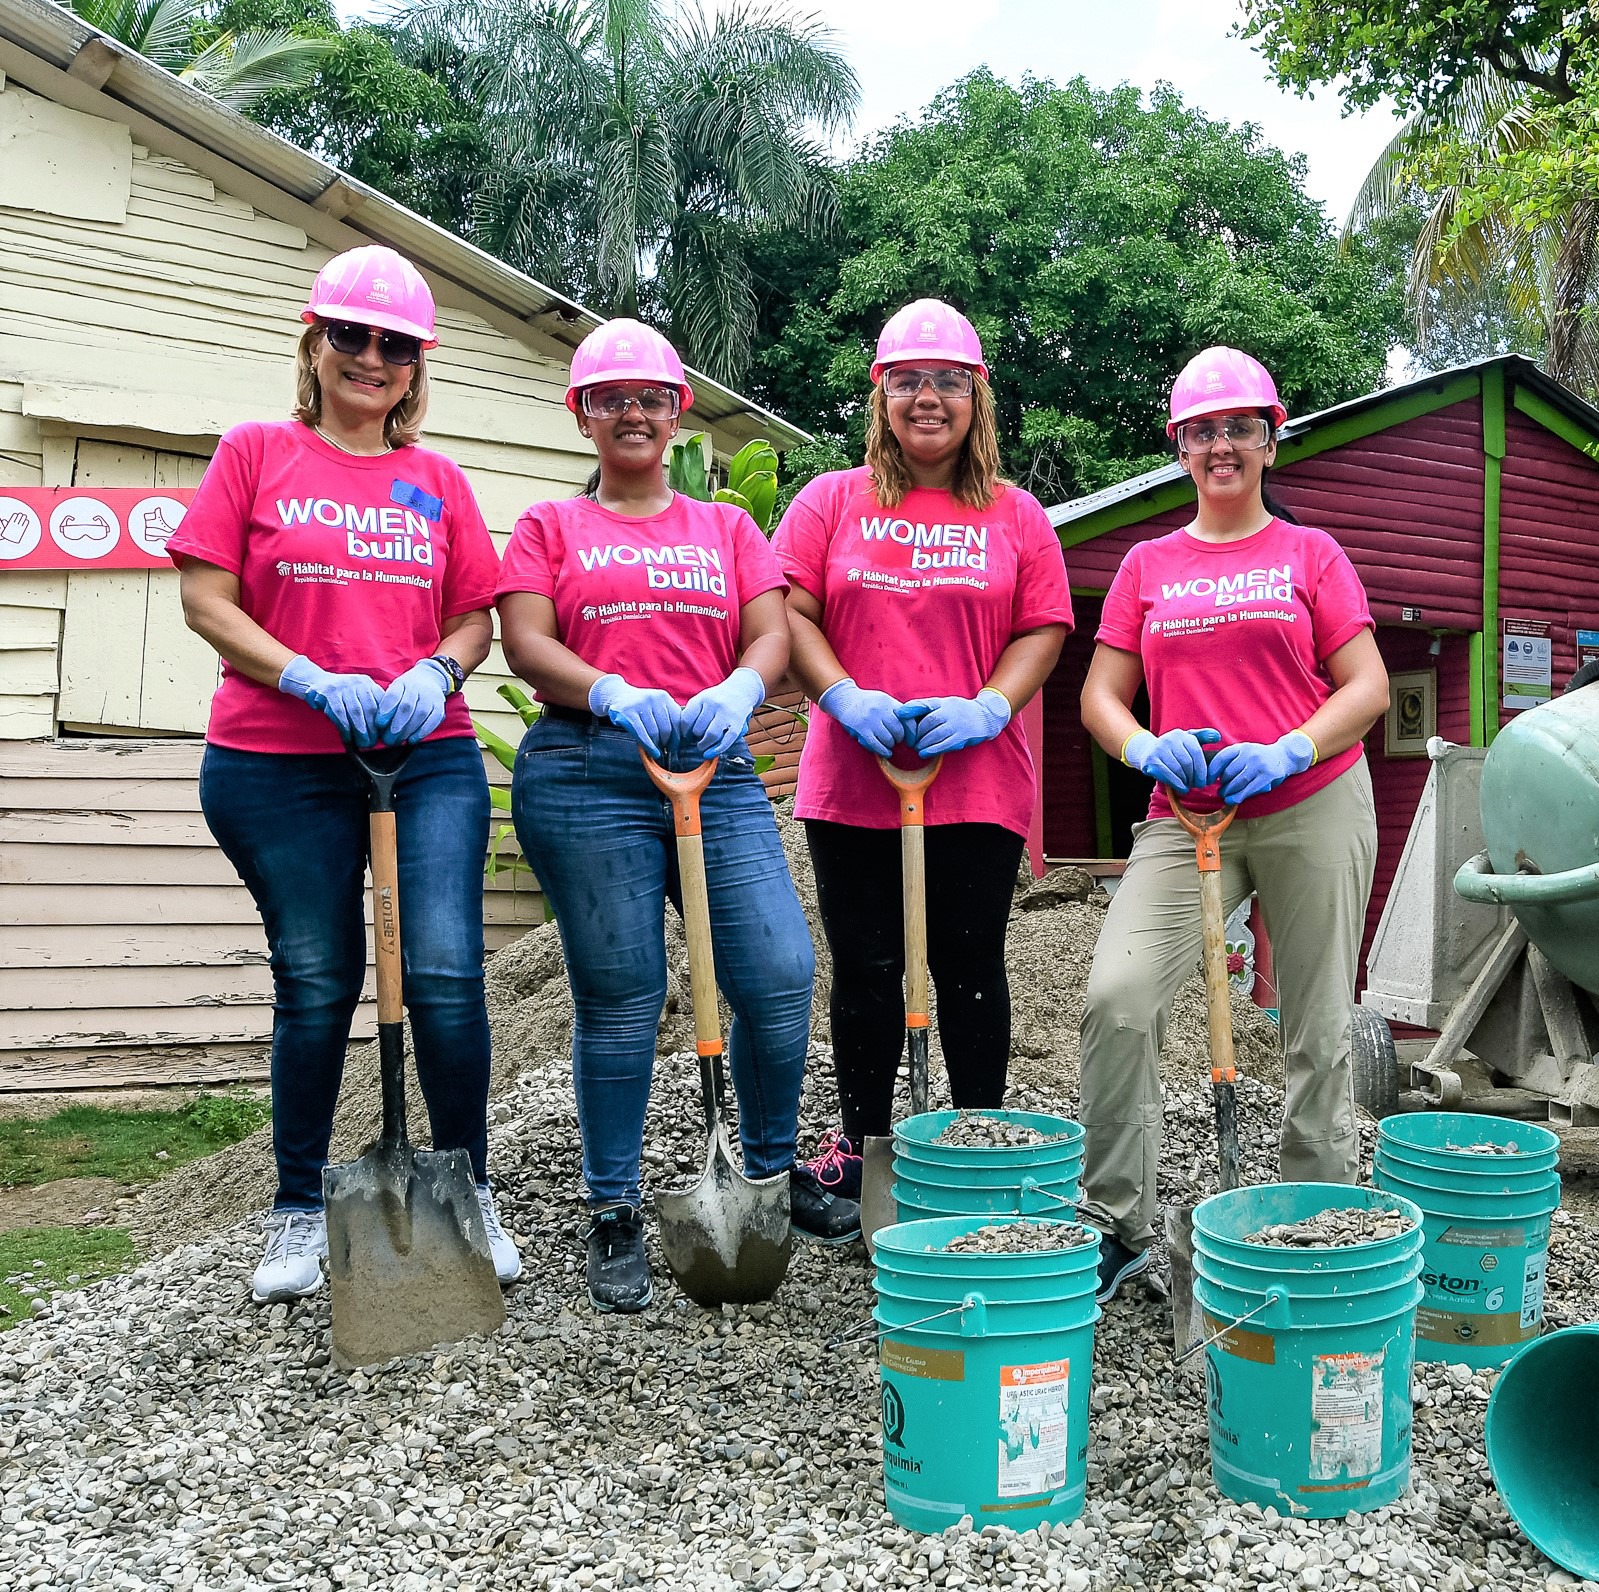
[428,654,466,695]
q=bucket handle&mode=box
[825,1290,986,1351]
[1174,1285,1288,1367]
[1019,1177,1077,1213]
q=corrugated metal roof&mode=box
[0,0,808,448]
[1047,354,1599,529]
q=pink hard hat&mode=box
[565,318,693,413]
[1167,346,1287,436]
[870,299,988,383]
[301,245,438,347]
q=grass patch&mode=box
[0,1226,135,1330]
[0,1091,270,1190]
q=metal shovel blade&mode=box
[1165,1204,1204,1375]
[859,1134,896,1259]
[657,1120,791,1308]
[324,1142,505,1370]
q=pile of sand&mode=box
[131,801,1283,1253]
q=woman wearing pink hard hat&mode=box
[1077,345,1389,1304]
[497,318,855,1314]
[169,244,520,1305]
[772,299,1074,1213]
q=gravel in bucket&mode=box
[942,1221,1096,1255]
[1446,1140,1524,1155]
[934,1113,1054,1148]
[1244,1206,1415,1247]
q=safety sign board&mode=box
[1502,618,1552,711]
[0,488,196,571]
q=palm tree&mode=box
[1347,63,1599,391]
[395,0,856,384]
[59,0,332,111]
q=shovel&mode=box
[1165,797,1239,1366]
[324,745,506,1370]
[643,751,792,1308]
[859,753,943,1258]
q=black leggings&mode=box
[804,819,1025,1142]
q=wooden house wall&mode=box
[1498,409,1599,718]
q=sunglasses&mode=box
[581,386,681,420]
[883,367,975,399]
[322,319,422,368]
[1176,415,1273,453]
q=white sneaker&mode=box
[251,1209,328,1304]
[476,1184,523,1285]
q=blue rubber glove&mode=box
[678,667,766,762]
[897,690,1012,757]
[376,658,451,745]
[278,655,383,748]
[589,672,679,758]
[1207,731,1317,804]
[817,678,909,757]
[1121,726,1222,793]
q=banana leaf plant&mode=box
[668,435,780,535]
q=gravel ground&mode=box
[5,1039,1599,1592]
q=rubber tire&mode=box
[1350,1003,1400,1120]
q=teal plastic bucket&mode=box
[873,1215,1101,1533]
[893,1111,1084,1223]
[1374,1113,1561,1368]
[1193,1183,1425,1518]
[1486,1326,1599,1579]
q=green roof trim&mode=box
[1510,386,1599,461]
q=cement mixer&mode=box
[1363,678,1599,1123]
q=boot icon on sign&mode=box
[138,506,177,545]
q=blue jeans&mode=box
[200,739,493,1210]
[511,716,815,1205]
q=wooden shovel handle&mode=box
[643,753,722,1059]
[1172,798,1237,1088]
[877,755,942,1025]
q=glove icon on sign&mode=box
[0,512,29,545]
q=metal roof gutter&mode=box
[0,0,809,449]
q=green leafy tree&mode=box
[391,0,857,384]
[1242,3,1599,389]
[749,71,1409,506]
[59,0,331,109]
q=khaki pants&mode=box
[1078,759,1377,1248]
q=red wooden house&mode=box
[1040,355,1599,987]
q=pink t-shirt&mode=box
[1097,518,1374,820]
[773,468,1074,836]
[168,421,500,754]
[495,493,785,701]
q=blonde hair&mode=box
[864,372,1005,510]
[292,323,430,448]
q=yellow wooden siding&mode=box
[0,737,542,1090]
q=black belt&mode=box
[541,701,604,726]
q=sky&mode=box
[342,2,1406,227]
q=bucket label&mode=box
[881,1339,965,1382]
[1416,1303,1533,1348]
[1308,1350,1384,1483]
[1436,1223,1526,1249]
[1521,1251,1547,1329]
[996,1359,1068,1500]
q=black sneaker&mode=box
[790,1165,862,1244]
[585,1202,652,1313]
[801,1126,863,1201]
[1095,1233,1152,1304]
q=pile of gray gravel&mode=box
[6,1035,1599,1591]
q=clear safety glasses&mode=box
[1175,415,1273,453]
[581,385,681,420]
[323,319,422,367]
[883,367,975,399]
